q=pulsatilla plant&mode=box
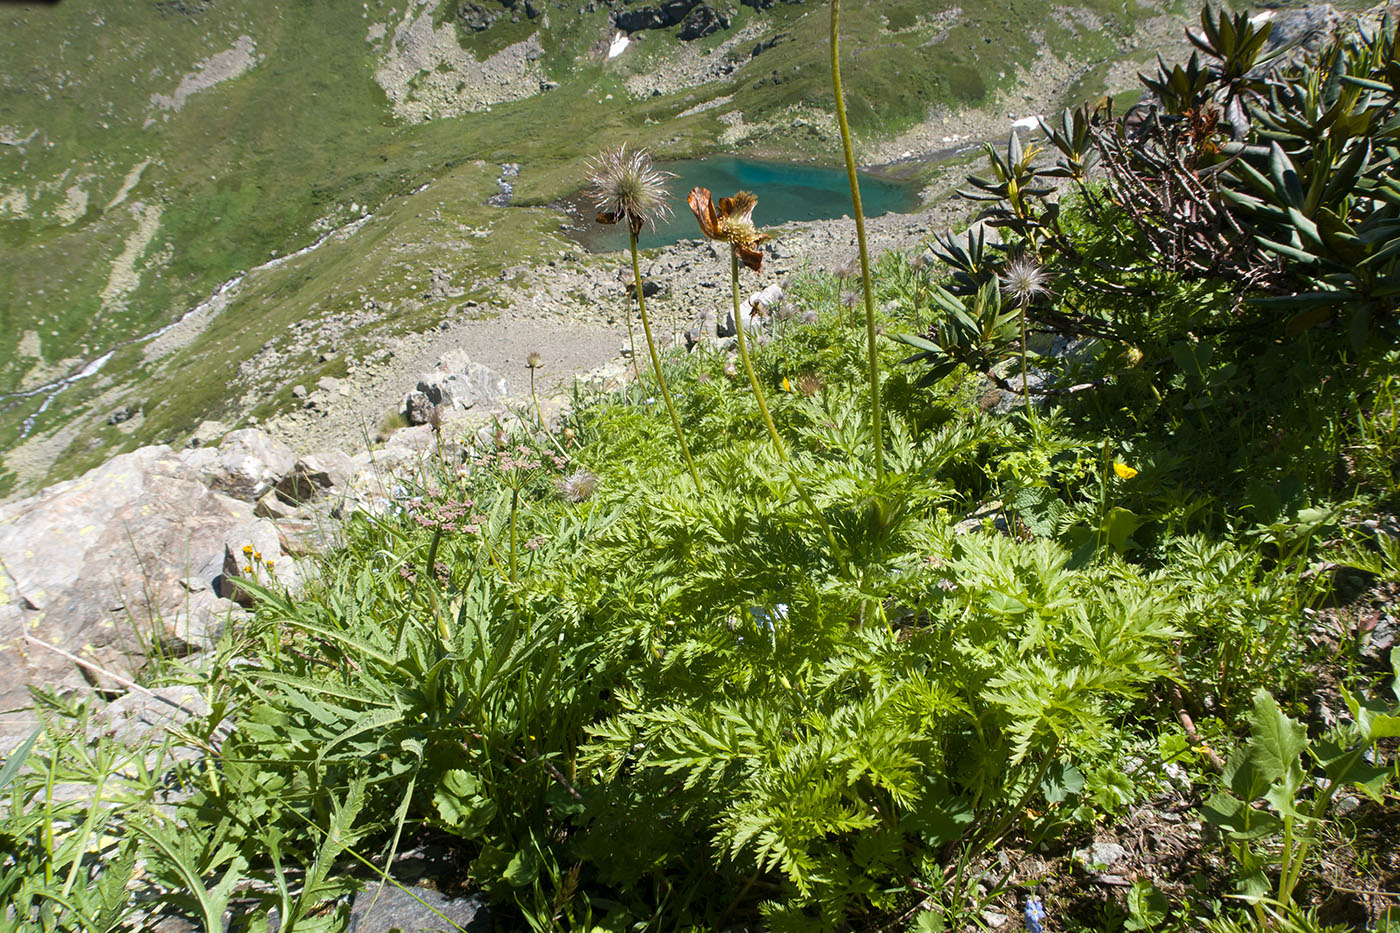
[689,186,844,562]
[589,145,703,490]
[688,187,785,457]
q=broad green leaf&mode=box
[503,848,539,888]
[1105,508,1143,552]
[1246,691,1306,783]
[0,728,39,794]
[914,911,947,932]
[1041,760,1085,804]
[1125,879,1169,930]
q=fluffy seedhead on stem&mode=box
[998,256,1050,406]
[588,146,701,491]
[587,145,674,235]
[999,256,1051,307]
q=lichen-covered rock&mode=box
[411,350,508,416]
[276,450,354,503]
[0,445,295,737]
[194,428,297,502]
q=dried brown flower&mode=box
[687,187,770,273]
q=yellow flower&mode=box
[253,552,262,562]
[688,187,770,272]
[1114,462,1138,479]
[241,544,254,555]
[243,565,254,574]
[781,376,792,392]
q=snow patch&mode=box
[608,31,630,59]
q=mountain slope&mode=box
[0,0,1189,496]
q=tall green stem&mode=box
[730,251,847,572]
[731,250,788,461]
[508,487,519,583]
[622,295,643,381]
[831,0,885,484]
[631,231,703,491]
[1020,307,1032,409]
[529,367,547,432]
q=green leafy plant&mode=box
[1202,669,1399,922]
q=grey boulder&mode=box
[0,445,287,737]
[188,428,297,502]
[406,350,508,421]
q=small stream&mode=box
[2,213,373,442]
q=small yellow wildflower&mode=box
[241,544,254,555]
[1114,462,1139,480]
[781,376,792,392]
[253,552,262,562]
[243,565,253,574]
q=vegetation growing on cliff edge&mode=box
[3,5,1400,932]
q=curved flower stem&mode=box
[1020,306,1032,410]
[830,0,885,485]
[630,230,703,492]
[529,369,572,460]
[730,250,787,462]
[622,295,643,381]
[730,250,847,572]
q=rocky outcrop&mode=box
[678,3,730,39]
[614,0,701,32]
[403,351,508,425]
[0,446,275,735]
[186,428,297,501]
[0,423,392,736]
[277,451,355,504]
[1262,3,1342,53]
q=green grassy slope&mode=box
[0,0,1188,495]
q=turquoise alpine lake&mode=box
[564,155,921,252]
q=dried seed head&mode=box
[587,145,674,236]
[554,469,600,503]
[796,373,822,397]
[999,256,1051,307]
[833,257,861,279]
[526,351,542,369]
